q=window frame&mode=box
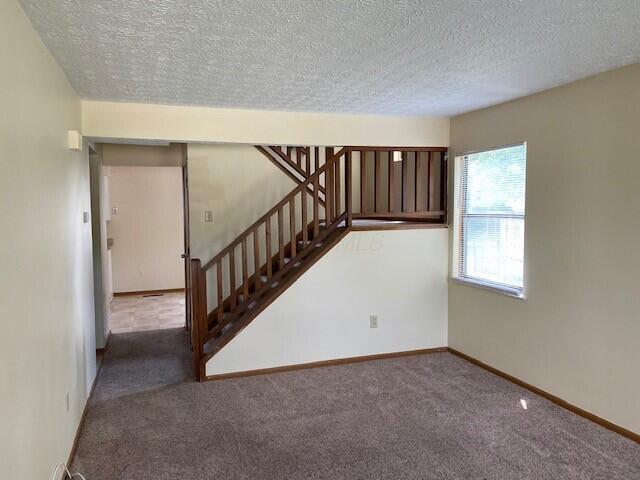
[452,142,527,299]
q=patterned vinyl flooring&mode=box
[109,292,186,334]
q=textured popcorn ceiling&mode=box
[20,0,640,116]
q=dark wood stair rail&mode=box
[256,145,447,223]
[257,145,326,181]
[189,145,447,381]
[190,147,351,380]
[353,146,448,224]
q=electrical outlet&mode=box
[369,315,378,329]
[204,210,213,223]
[83,211,89,224]
[65,392,70,412]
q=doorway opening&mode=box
[89,142,191,354]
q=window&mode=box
[453,143,526,297]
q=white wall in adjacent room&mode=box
[107,166,185,293]
[207,229,449,376]
[0,0,96,477]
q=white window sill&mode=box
[451,277,526,300]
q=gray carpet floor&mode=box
[72,328,640,479]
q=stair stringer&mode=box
[204,228,449,378]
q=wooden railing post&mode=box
[442,151,449,224]
[325,147,334,224]
[374,151,381,213]
[313,177,320,237]
[388,150,395,213]
[190,258,206,381]
[345,150,353,227]
[334,151,341,218]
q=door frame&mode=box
[180,144,192,335]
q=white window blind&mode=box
[455,143,526,296]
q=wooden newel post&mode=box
[442,151,449,225]
[190,258,207,381]
[345,150,353,227]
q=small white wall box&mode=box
[68,130,83,151]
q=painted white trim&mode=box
[451,276,525,300]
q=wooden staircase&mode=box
[256,145,326,183]
[188,146,448,380]
[255,145,329,205]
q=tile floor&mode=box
[110,292,186,333]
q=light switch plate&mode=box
[370,315,379,328]
[112,207,119,215]
[83,211,89,223]
[68,130,82,151]
[205,210,213,222]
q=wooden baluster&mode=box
[189,260,200,333]
[199,267,207,344]
[216,260,223,324]
[278,207,285,270]
[388,151,395,212]
[334,152,341,217]
[229,249,236,311]
[241,238,249,302]
[374,151,381,212]
[301,188,308,246]
[441,152,448,223]
[402,151,410,212]
[253,229,261,293]
[286,146,292,161]
[189,260,199,344]
[289,198,296,258]
[190,258,205,381]
[305,147,311,176]
[346,150,353,227]
[360,151,367,214]
[265,219,272,280]
[428,152,435,212]
[313,177,320,238]
[314,146,320,174]
[325,147,334,224]
[415,151,422,212]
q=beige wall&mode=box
[0,1,96,478]
[108,166,185,292]
[82,100,450,147]
[449,63,640,435]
